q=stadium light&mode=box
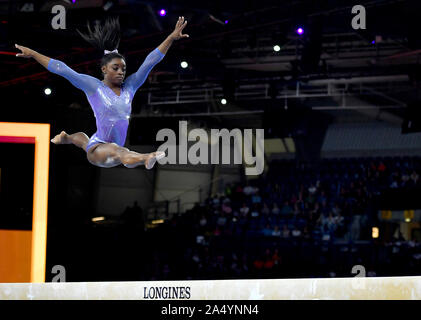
[159,9,166,16]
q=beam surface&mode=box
[1,277,421,300]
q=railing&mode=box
[133,76,409,112]
[146,176,225,222]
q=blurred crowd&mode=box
[141,157,421,280]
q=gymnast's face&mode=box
[102,58,126,85]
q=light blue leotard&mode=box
[47,48,165,152]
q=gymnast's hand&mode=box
[15,44,34,58]
[170,16,189,40]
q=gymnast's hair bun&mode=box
[76,16,121,54]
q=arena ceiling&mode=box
[0,0,419,132]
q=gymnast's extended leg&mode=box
[86,142,164,169]
[51,131,89,150]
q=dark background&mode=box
[1,0,421,281]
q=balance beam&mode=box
[1,276,421,299]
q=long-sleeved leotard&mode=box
[47,48,165,152]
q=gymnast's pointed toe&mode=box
[155,151,165,160]
[51,131,69,144]
[145,151,165,170]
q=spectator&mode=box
[272,203,281,215]
[307,185,317,204]
[263,249,275,273]
[252,193,262,204]
[272,249,282,267]
[334,213,346,237]
[250,205,259,218]
[326,212,337,235]
[378,161,386,172]
[290,193,298,205]
[199,214,207,228]
[253,255,264,271]
[320,199,330,216]
[281,225,290,238]
[390,177,399,188]
[217,213,227,227]
[291,226,302,238]
[302,226,311,240]
[262,202,270,216]
[272,225,281,237]
[232,209,240,218]
[401,171,410,187]
[230,253,242,277]
[213,226,221,236]
[328,270,336,278]
[332,203,342,216]
[317,190,327,204]
[308,184,317,194]
[214,255,228,277]
[241,254,249,274]
[212,196,220,207]
[293,203,301,217]
[235,185,243,194]
[281,201,293,216]
[222,202,232,214]
[240,203,250,217]
[316,213,328,232]
[225,184,233,197]
[262,224,273,236]
[350,215,362,241]
[243,184,256,196]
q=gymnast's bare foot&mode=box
[51,131,69,144]
[145,151,165,170]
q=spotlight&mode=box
[371,40,375,44]
[44,88,52,95]
[221,98,227,105]
[180,61,188,68]
[273,45,281,52]
[159,9,166,16]
[296,27,304,35]
[92,216,105,222]
[224,20,229,24]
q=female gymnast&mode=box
[15,16,189,169]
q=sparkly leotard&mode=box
[47,48,165,152]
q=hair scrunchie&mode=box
[104,49,118,55]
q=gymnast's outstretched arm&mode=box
[15,44,99,97]
[124,16,189,94]
[157,16,189,54]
